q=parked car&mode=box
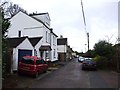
[82,58,97,70]
[18,56,48,77]
[78,56,85,62]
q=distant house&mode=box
[7,11,58,72]
[57,36,72,61]
[72,51,77,58]
[67,45,73,60]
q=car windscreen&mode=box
[85,59,94,63]
[21,57,34,65]
[36,59,46,65]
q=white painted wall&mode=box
[12,48,17,71]
[33,14,50,27]
[57,45,67,53]
[118,29,120,43]
[7,11,43,38]
[35,38,43,57]
[23,27,44,37]
[50,33,58,61]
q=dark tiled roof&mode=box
[7,37,27,48]
[7,36,43,48]
[28,37,42,47]
[40,45,52,51]
[29,12,48,16]
[57,38,67,45]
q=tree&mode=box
[94,40,116,60]
[93,40,116,69]
[1,2,10,76]
[4,2,27,18]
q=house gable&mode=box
[57,38,68,45]
[17,38,33,49]
[7,11,44,37]
[29,12,51,27]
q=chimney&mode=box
[60,35,63,38]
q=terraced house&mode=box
[7,11,58,72]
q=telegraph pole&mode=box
[81,0,89,51]
[87,32,89,51]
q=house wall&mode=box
[118,2,120,44]
[35,38,43,57]
[118,28,120,43]
[51,33,58,62]
[33,14,50,27]
[23,27,44,37]
[58,53,66,61]
[7,11,43,38]
[8,11,58,63]
[12,38,34,71]
[57,45,67,53]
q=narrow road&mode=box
[27,58,118,88]
[4,58,118,88]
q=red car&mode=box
[18,56,48,77]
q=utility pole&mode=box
[87,32,89,51]
[81,0,89,51]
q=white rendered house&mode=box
[7,11,58,71]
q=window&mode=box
[36,59,43,65]
[46,31,48,42]
[54,49,56,58]
[36,59,46,65]
[46,51,49,59]
[18,31,21,37]
[48,33,50,43]
[21,57,34,65]
[53,36,56,45]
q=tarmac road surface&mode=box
[3,58,119,88]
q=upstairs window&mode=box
[18,31,21,37]
[54,49,56,58]
[46,31,48,42]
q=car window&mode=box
[36,59,47,65]
[36,59,43,65]
[21,57,34,65]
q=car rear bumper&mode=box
[82,64,97,69]
[18,68,37,75]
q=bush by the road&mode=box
[93,55,109,69]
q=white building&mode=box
[7,11,58,71]
[57,36,68,61]
[119,1,120,43]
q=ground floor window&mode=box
[40,51,44,58]
[54,49,56,58]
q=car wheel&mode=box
[82,67,84,70]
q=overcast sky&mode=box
[3,0,119,52]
